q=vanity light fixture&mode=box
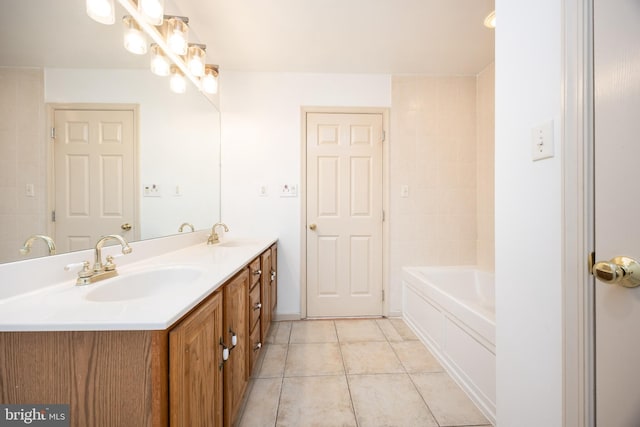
[202,65,219,94]
[150,43,171,76]
[138,0,164,25]
[123,15,148,54]
[164,16,189,56]
[169,65,187,93]
[186,44,206,77]
[87,0,115,25]
[484,11,496,29]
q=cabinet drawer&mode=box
[249,284,261,330]
[249,257,261,289]
[249,322,262,374]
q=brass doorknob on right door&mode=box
[309,224,317,231]
[121,223,132,231]
[592,256,640,288]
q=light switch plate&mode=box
[280,184,298,197]
[143,184,161,197]
[400,185,409,198]
[532,121,554,161]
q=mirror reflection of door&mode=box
[51,105,138,253]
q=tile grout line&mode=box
[273,322,292,426]
[335,320,360,427]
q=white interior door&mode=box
[306,112,383,317]
[593,0,640,425]
[53,108,136,252]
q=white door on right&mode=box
[593,0,640,425]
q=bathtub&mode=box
[402,266,496,425]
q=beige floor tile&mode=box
[348,374,438,427]
[289,320,337,343]
[376,318,405,342]
[257,344,288,378]
[284,343,344,377]
[411,372,489,426]
[389,317,419,341]
[335,319,387,342]
[273,321,292,344]
[341,341,405,374]
[391,341,444,373]
[276,376,356,427]
[238,378,282,427]
[264,322,279,344]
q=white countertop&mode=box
[0,237,276,331]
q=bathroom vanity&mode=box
[0,235,277,427]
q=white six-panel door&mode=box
[53,108,136,253]
[306,112,383,317]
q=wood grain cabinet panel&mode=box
[169,290,223,427]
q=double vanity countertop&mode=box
[0,235,277,332]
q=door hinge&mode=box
[382,289,385,302]
[588,251,595,275]
[382,210,385,222]
[51,210,56,222]
[50,127,56,140]
[381,130,386,142]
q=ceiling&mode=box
[179,0,495,75]
[0,0,494,75]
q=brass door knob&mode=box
[121,223,132,231]
[592,256,640,288]
[309,224,317,231]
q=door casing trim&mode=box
[300,106,390,319]
[561,0,595,425]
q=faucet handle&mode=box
[65,261,93,279]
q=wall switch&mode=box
[258,185,268,197]
[25,183,35,197]
[173,185,182,197]
[532,121,554,161]
[400,185,410,198]
[280,184,298,197]
[143,184,161,197]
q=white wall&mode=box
[495,0,563,425]
[220,72,391,317]
[45,68,220,238]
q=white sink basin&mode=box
[85,266,204,302]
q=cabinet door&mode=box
[223,268,249,427]
[260,249,272,341]
[170,291,223,427]
[270,244,277,314]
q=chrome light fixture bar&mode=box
[116,0,202,91]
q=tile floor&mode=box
[237,318,491,427]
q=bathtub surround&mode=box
[390,66,495,313]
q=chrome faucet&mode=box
[207,222,229,245]
[20,235,57,256]
[178,222,195,232]
[70,235,132,286]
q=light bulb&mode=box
[86,0,115,25]
[202,65,219,94]
[138,0,164,25]
[166,18,189,55]
[187,45,206,77]
[150,44,170,76]
[123,16,148,55]
[170,66,186,94]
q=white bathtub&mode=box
[402,266,496,425]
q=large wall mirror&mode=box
[0,0,221,263]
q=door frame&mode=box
[561,0,595,425]
[300,106,390,319]
[46,103,141,243]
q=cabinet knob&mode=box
[253,269,262,276]
[253,302,262,310]
[254,342,262,351]
[271,270,276,281]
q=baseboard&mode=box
[387,311,402,318]
[273,313,301,321]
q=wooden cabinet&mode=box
[270,244,278,314]
[260,249,272,342]
[170,290,223,427]
[222,269,249,427]
[0,243,277,427]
